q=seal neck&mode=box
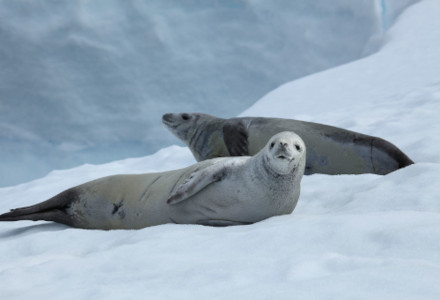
[192,118,228,161]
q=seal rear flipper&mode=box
[167,161,233,205]
[197,219,253,227]
[0,188,78,225]
[0,209,74,226]
[222,120,249,156]
[371,138,414,171]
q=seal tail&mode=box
[0,189,77,225]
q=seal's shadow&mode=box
[0,223,69,239]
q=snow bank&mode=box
[1,1,439,299]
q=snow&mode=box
[1,0,440,299]
[0,0,418,187]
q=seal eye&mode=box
[295,144,301,151]
[181,114,190,121]
[270,142,275,149]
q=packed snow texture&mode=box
[1,0,440,299]
[0,0,417,187]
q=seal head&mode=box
[263,131,306,176]
[162,113,228,161]
[162,113,203,142]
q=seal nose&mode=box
[279,141,289,149]
[162,113,175,124]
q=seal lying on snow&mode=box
[0,132,306,230]
[162,113,414,175]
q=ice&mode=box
[1,0,440,299]
[0,0,418,187]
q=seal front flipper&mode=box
[167,160,238,205]
[222,120,249,156]
[197,219,253,226]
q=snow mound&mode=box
[1,1,439,299]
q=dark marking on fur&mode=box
[199,203,217,214]
[223,120,249,156]
[319,156,329,166]
[189,124,204,149]
[139,175,162,201]
[212,168,227,182]
[111,200,126,219]
[112,201,123,215]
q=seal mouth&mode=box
[277,155,295,163]
[275,149,294,160]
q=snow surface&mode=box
[0,0,418,187]
[1,0,440,299]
